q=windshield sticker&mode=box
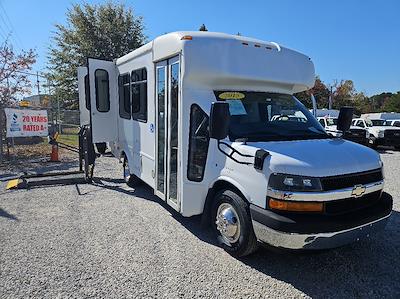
[227,100,247,115]
[219,92,245,100]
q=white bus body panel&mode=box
[77,67,90,126]
[116,52,156,191]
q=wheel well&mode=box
[200,180,248,227]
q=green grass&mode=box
[57,134,79,147]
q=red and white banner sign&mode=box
[5,108,49,138]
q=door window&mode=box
[95,69,110,112]
[319,118,326,127]
[157,67,166,194]
[84,75,90,110]
[168,63,179,201]
[118,73,131,119]
[188,104,209,182]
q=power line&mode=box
[0,2,23,49]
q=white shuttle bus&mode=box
[78,32,392,256]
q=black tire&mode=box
[395,146,400,151]
[95,142,107,154]
[211,189,258,257]
[123,158,141,188]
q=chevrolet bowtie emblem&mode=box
[351,184,366,198]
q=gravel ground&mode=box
[0,149,399,298]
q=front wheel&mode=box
[123,158,141,188]
[212,189,258,257]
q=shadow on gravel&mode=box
[0,160,79,182]
[92,179,400,297]
[0,208,19,221]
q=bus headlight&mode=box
[269,173,322,192]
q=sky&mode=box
[1,0,399,96]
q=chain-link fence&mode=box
[0,106,80,163]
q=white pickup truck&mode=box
[352,118,400,149]
[318,117,369,146]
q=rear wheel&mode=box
[123,157,141,188]
[95,142,107,154]
[212,189,258,257]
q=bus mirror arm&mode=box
[217,141,253,165]
[217,142,270,169]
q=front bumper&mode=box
[250,192,392,250]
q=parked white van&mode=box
[78,31,392,256]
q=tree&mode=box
[352,92,372,115]
[369,92,393,112]
[382,92,400,112]
[199,24,208,31]
[295,76,330,108]
[0,40,36,108]
[331,79,356,109]
[48,2,146,108]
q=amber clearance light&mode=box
[181,35,193,40]
[269,198,323,212]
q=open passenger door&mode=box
[87,58,118,143]
[77,67,90,126]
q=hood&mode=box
[371,126,400,131]
[325,125,362,132]
[236,139,381,177]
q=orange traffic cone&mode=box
[50,144,59,162]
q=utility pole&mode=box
[329,86,333,110]
[36,71,40,95]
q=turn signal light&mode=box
[269,198,323,212]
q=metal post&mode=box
[0,109,3,163]
[57,95,61,133]
[11,136,15,162]
[329,86,333,110]
[36,71,40,95]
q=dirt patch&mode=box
[0,142,78,173]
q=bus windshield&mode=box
[214,91,329,142]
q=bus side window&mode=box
[187,104,210,182]
[118,73,131,119]
[131,68,148,122]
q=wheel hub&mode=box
[215,203,240,243]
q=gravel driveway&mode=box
[1,149,399,298]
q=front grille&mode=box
[320,169,383,191]
[343,129,367,144]
[384,130,400,145]
[348,129,366,138]
[384,130,400,138]
[325,191,381,215]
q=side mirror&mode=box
[337,107,354,132]
[209,102,230,140]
